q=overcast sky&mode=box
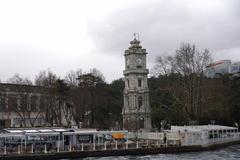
[0,0,239,83]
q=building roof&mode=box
[0,83,47,94]
[2,128,67,134]
[171,125,237,132]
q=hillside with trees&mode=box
[1,43,240,129]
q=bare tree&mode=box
[153,43,212,121]
[64,69,83,87]
[35,69,58,87]
[9,86,45,127]
[67,68,106,128]
[7,73,33,85]
[87,68,106,82]
[4,74,45,127]
[34,69,61,126]
[62,102,74,127]
[174,44,211,75]
[151,55,176,76]
[175,44,212,120]
[35,70,76,127]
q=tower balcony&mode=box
[124,88,149,94]
[123,69,149,75]
[122,109,151,115]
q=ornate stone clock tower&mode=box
[122,38,152,131]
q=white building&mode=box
[205,60,240,78]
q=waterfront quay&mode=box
[0,125,239,159]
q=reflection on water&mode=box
[63,145,240,160]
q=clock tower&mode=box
[122,38,152,131]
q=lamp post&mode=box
[210,120,216,125]
[161,120,166,132]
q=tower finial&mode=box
[133,33,140,40]
[133,33,137,40]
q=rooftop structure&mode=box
[171,125,237,132]
[170,125,239,147]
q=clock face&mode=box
[136,58,142,64]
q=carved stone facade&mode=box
[122,38,152,131]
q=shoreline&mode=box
[1,141,240,160]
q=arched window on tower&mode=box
[138,96,143,109]
[139,117,144,129]
[138,79,142,87]
[127,79,130,88]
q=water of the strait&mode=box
[62,145,240,160]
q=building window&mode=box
[127,79,130,87]
[31,95,38,111]
[138,96,143,109]
[0,96,6,111]
[138,79,142,87]
[8,95,18,111]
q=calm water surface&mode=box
[63,145,240,160]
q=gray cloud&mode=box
[0,0,239,82]
[87,0,240,63]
